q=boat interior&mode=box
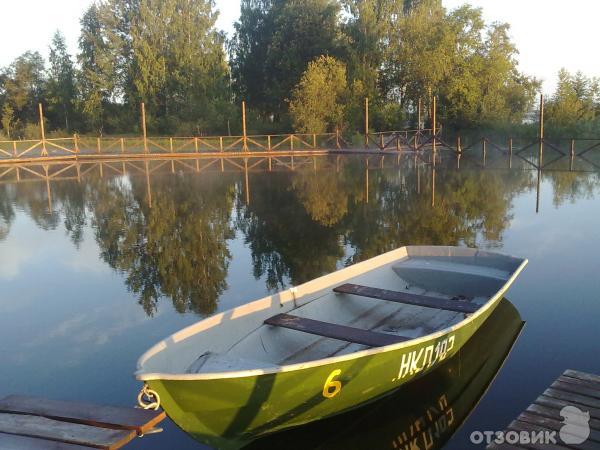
[137,247,526,377]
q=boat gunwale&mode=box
[135,248,528,382]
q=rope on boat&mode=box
[137,384,161,411]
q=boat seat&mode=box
[333,283,480,314]
[264,313,409,347]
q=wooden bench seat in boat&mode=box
[264,313,410,347]
[333,283,481,314]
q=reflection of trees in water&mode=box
[238,159,536,285]
[12,183,61,231]
[3,157,600,314]
[89,173,235,316]
[544,170,600,207]
[342,167,534,264]
[291,172,351,227]
[237,172,348,291]
[1,170,235,316]
[0,185,15,241]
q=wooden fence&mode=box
[0,130,438,164]
[2,95,600,171]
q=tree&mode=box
[47,31,77,132]
[1,103,15,138]
[2,52,46,127]
[384,0,453,106]
[289,56,347,133]
[341,0,392,99]
[231,0,342,118]
[546,69,599,129]
[130,0,229,133]
[78,4,114,133]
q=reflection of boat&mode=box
[135,246,527,447]
[245,298,525,450]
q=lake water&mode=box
[1,151,599,449]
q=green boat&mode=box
[244,297,525,450]
[135,246,527,447]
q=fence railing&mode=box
[0,129,437,163]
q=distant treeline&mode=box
[0,0,599,140]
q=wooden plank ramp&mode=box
[487,369,600,449]
[0,395,165,449]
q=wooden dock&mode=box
[0,395,165,449]
[488,369,600,449]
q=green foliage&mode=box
[1,52,46,126]
[289,56,347,133]
[340,0,390,99]
[1,103,15,138]
[546,69,600,136]
[130,0,229,133]
[47,31,77,132]
[78,4,115,134]
[231,0,343,118]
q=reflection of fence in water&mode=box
[0,153,432,214]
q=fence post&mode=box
[97,137,101,154]
[538,94,544,169]
[73,134,79,155]
[13,141,17,157]
[482,138,487,166]
[38,103,47,156]
[379,133,384,150]
[396,133,400,151]
[194,137,199,153]
[570,139,575,171]
[290,134,294,151]
[432,96,436,155]
[365,97,369,148]
[456,136,461,154]
[268,135,272,151]
[120,138,125,153]
[220,136,224,152]
[242,101,248,152]
[170,137,173,153]
[313,133,317,149]
[335,128,340,149]
[141,102,148,153]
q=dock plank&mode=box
[526,404,600,431]
[0,395,165,434]
[551,380,600,400]
[564,370,600,386]
[535,395,600,421]
[544,388,600,410]
[0,414,135,449]
[558,375,600,392]
[333,283,480,314]
[0,433,96,449]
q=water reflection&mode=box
[237,298,524,450]
[0,155,599,316]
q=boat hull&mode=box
[146,294,502,447]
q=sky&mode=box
[0,0,598,94]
